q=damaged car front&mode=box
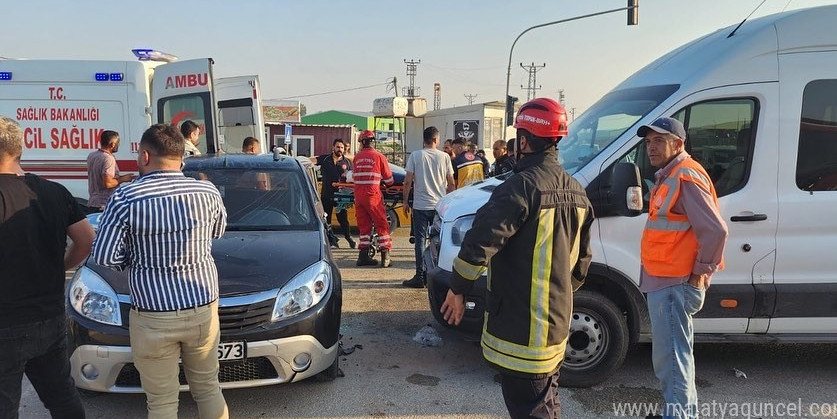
[66,154,342,392]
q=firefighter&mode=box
[352,130,394,267]
[441,98,594,418]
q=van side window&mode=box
[796,80,837,191]
[617,98,757,203]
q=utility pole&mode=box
[402,59,421,98]
[502,2,640,140]
[570,107,576,121]
[558,89,566,106]
[520,62,546,101]
[464,94,478,105]
[433,83,442,110]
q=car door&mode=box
[602,84,779,334]
[768,51,837,333]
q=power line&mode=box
[275,82,388,100]
[464,94,478,105]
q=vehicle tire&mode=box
[314,355,340,382]
[367,246,376,259]
[386,208,398,232]
[560,290,629,388]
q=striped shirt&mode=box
[92,171,227,311]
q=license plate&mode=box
[217,342,246,361]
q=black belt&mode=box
[132,300,214,313]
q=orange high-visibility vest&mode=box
[641,157,723,277]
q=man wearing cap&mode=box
[638,117,728,419]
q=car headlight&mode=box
[450,215,475,246]
[68,267,122,326]
[271,261,331,321]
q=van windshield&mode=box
[558,84,679,174]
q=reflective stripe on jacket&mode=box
[641,156,723,277]
[450,148,594,378]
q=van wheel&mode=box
[560,290,629,388]
[314,356,340,382]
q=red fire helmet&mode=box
[513,97,568,140]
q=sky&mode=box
[2,0,835,117]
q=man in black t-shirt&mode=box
[0,116,95,419]
[315,138,355,248]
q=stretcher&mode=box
[331,182,411,258]
[331,182,404,212]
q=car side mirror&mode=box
[610,162,643,217]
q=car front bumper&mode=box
[70,334,339,393]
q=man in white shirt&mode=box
[402,126,455,288]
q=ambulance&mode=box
[0,49,266,205]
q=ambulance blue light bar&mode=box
[0,72,11,81]
[94,73,125,82]
[131,49,178,63]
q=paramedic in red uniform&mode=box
[352,130,394,267]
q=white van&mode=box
[0,50,266,203]
[426,5,837,387]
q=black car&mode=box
[66,154,342,392]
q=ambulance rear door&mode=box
[151,59,219,154]
[216,75,267,154]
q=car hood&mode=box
[435,176,505,221]
[87,230,325,296]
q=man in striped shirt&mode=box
[92,124,228,419]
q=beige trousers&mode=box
[129,301,229,419]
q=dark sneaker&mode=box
[402,275,425,288]
[347,238,357,249]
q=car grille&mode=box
[218,298,274,332]
[115,357,278,387]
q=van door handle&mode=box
[730,213,768,222]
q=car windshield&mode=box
[184,168,317,231]
[558,84,680,174]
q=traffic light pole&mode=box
[503,3,638,140]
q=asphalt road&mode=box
[20,228,837,418]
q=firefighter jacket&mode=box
[450,147,594,378]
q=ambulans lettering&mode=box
[48,87,65,100]
[164,73,209,89]
[50,108,99,121]
[16,107,48,121]
[15,107,99,122]
[49,127,103,150]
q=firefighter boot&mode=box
[356,249,378,266]
[380,249,391,268]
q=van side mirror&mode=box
[611,162,643,216]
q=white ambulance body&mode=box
[0,52,264,203]
[215,75,267,154]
